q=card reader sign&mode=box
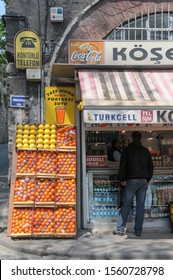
[10,95,28,108]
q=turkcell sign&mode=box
[105,41,173,65]
[10,95,28,108]
[84,110,173,124]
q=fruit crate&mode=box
[56,125,76,150]
[8,207,76,238]
[168,201,173,233]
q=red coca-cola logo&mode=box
[141,110,153,122]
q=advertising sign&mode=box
[86,156,108,167]
[45,87,75,124]
[69,40,173,66]
[15,30,41,69]
[69,40,104,64]
[84,109,173,124]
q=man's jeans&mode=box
[116,179,148,234]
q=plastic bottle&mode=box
[145,185,152,210]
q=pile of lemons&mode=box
[36,124,57,149]
[16,124,57,149]
[16,124,37,149]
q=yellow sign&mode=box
[45,87,76,125]
[15,30,41,69]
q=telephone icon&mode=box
[20,37,37,48]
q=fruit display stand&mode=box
[7,124,77,238]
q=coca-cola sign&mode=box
[69,40,173,65]
[69,40,104,64]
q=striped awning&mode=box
[78,69,173,109]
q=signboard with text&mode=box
[84,109,173,124]
[15,30,41,69]
[45,87,75,125]
[69,40,173,66]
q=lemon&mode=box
[43,134,50,140]
[50,124,56,129]
[29,144,36,148]
[17,124,23,129]
[50,134,56,139]
[37,133,43,139]
[43,144,49,149]
[37,144,43,149]
[30,124,37,130]
[29,139,35,144]
[23,124,30,130]
[16,143,23,148]
[38,124,44,129]
[16,138,23,144]
[43,139,49,145]
[37,138,43,144]
[44,129,51,135]
[50,139,56,145]
[16,133,23,139]
[49,144,56,149]
[50,129,56,135]
[23,143,29,148]
[45,124,51,129]
[23,134,29,139]
[23,129,30,135]
[30,129,36,135]
[23,139,28,144]
[29,134,35,139]
[16,129,23,135]
[38,129,44,134]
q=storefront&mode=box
[53,40,173,232]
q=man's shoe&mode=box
[0,227,4,233]
[135,231,141,237]
[112,229,124,236]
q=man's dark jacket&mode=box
[117,141,154,182]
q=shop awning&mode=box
[78,69,173,109]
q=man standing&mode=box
[113,131,154,236]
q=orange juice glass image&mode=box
[55,106,66,124]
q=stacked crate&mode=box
[8,124,77,238]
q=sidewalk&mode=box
[1,228,173,259]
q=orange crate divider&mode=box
[57,147,76,152]
[36,173,57,179]
[13,202,34,207]
[57,174,76,179]
[55,202,76,206]
[10,233,33,238]
[35,202,55,207]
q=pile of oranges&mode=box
[35,179,55,202]
[57,152,76,174]
[16,150,37,174]
[37,151,57,174]
[33,208,54,234]
[57,126,76,147]
[56,178,76,203]
[11,208,33,234]
[11,207,76,235]
[14,178,35,202]
[55,207,76,234]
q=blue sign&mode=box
[10,95,29,108]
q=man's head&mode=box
[131,131,142,142]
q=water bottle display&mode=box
[89,175,121,218]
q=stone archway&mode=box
[46,0,173,85]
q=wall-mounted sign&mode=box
[10,95,29,108]
[45,87,75,124]
[69,40,104,64]
[69,40,173,66]
[86,156,108,167]
[15,30,41,69]
[84,109,173,124]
